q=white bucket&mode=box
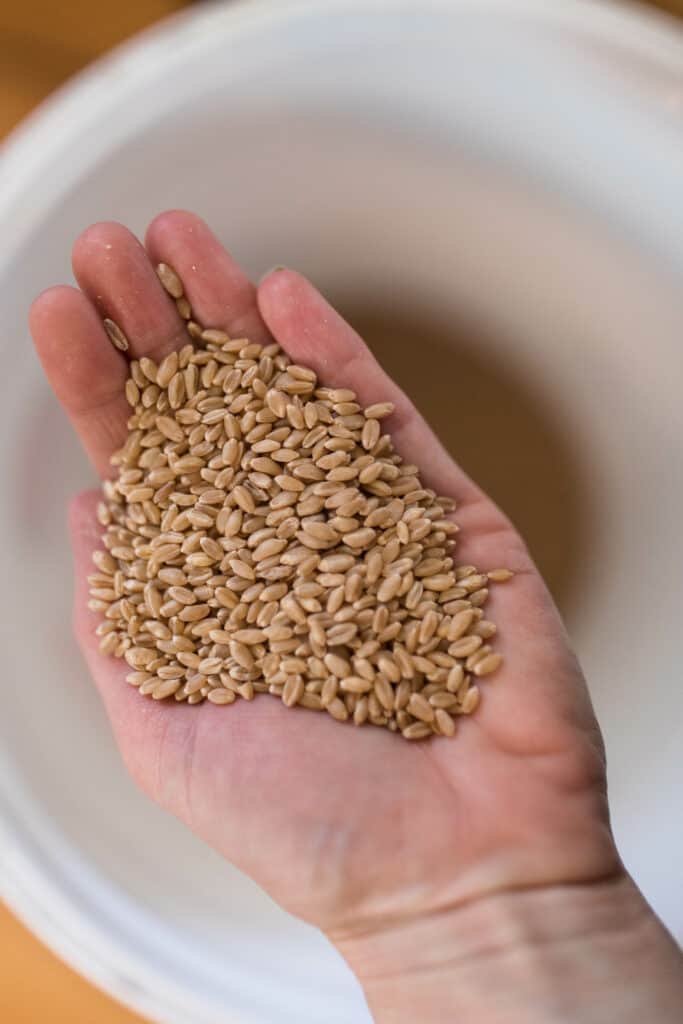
[1,1,682,1020]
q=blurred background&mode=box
[1,5,191,1022]
[0,0,682,1021]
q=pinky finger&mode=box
[30,286,129,477]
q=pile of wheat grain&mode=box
[88,265,511,739]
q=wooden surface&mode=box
[0,0,190,138]
[0,0,681,1022]
[0,902,151,1024]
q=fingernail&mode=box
[259,265,287,284]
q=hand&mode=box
[30,212,681,1022]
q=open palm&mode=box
[30,211,619,942]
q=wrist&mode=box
[332,873,683,1024]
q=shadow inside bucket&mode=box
[335,300,592,622]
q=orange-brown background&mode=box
[1,0,681,1021]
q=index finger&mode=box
[257,268,487,507]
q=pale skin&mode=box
[30,211,683,1022]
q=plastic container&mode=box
[1,1,682,1020]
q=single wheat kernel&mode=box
[434,708,456,737]
[176,297,192,320]
[402,721,432,740]
[487,569,515,582]
[207,688,236,705]
[156,262,184,299]
[408,692,435,724]
[461,685,481,714]
[472,653,503,677]
[364,402,395,420]
[103,318,130,352]
[282,675,305,707]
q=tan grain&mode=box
[91,264,509,740]
[402,721,432,740]
[487,569,515,582]
[156,262,184,299]
[103,318,130,352]
[460,685,481,714]
[472,653,503,677]
[434,708,456,737]
[364,402,395,419]
[407,692,435,724]
[282,675,305,707]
